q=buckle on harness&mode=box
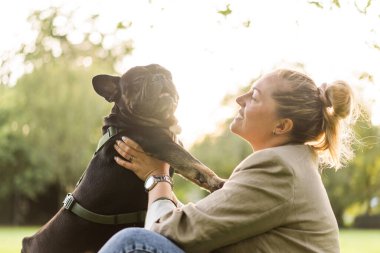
[63,193,75,210]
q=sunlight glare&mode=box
[1,0,380,147]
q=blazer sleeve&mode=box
[151,156,295,253]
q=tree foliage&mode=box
[0,6,134,223]
[322,113,380,226]
[1,6,132,86]
[177,121,251,202]
[308,0,379,50]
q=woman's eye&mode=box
[251,89,259,101]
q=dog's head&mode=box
[92,64,179,128]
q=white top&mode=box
[144,199,183,229]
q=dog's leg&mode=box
[147,142,225,192]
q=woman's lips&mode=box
[235,110,244,120]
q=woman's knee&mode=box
[113,227,149,244]
[98,227,147,252]
[99,227,184,253]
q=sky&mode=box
[1,0,379,147]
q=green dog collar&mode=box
[63,193,146,225]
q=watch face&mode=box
[144,176,155,190]
[144,175,173,192]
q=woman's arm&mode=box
[114,137,179,229]
[151,165,294,253]
[114,137,294,253]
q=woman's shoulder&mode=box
[234,144,316,173]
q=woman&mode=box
[99,69,356,253]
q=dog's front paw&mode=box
[208,177,225,192]
[195,173,225,192]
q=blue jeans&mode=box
[98,227,185,253]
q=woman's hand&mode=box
[114,136,170,181]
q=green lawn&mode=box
[339,229,380,253]
[0,226,38,253]
[0,227,379,253]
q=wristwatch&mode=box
[144,175,173,192]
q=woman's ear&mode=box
[273,118,293,135]
[92,75,121,102]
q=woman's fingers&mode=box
[121,136,144,152]
[113,136,145,179]
[114,136,170,181]
[113,143,132,162]
[114,155,137,172]
[114,141,136,159]
[114,137,142,159]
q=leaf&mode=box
[366,0,372,10]
[117,21,125,29]
[91,14,99,20]
[354,0,372,14]
[308,1,324,9]
[218,4,232,17]
[242,20,251,28]
[333,0,341,8]
[117,21,133,30]
[359,72,374,82]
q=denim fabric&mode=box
[98,227,185,253]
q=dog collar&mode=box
[62,193,146,225]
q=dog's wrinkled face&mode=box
[92,64,179,126]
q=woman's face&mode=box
[230,73,281,150]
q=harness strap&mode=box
[75,126,120,187]
[95,126,120,154]
[63,193,146,225]
[69,127,145,225]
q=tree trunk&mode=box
[334,208,345,228]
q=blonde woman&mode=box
[99,69,356,253]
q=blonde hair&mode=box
[271,69,357,169]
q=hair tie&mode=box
[318,83,332,107]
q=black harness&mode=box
[62,126,146,225]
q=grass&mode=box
[0,226,38,253]
[0,226,379,253]
[339,229,380,253]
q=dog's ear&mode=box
[92,75,121,102]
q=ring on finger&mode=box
[127,155,135,163]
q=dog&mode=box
[22,64,224,253]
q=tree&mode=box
[322,114,380,226]
[0,6,134,224]
[1,7,133,86]
[347,115,380,216]
[308,0,380,51]
[178,121,252,202]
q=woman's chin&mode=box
[229,119,241,134]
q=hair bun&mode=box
[324,81,353,119]
[318,83,332,107]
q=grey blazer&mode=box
[150,144,339,253]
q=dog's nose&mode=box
[148,82,163,97]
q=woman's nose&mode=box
[236,94,246,106]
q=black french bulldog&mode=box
[22,64,224,253]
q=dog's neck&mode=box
[102,106,180,137]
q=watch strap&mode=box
[144,175,173,192]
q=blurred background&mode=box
[0,0,379,251]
